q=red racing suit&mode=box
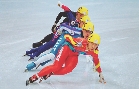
[36,35,102,78]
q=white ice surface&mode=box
[0,0,139,89]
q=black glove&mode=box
[51,24,57,33]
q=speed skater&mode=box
[26,33,106,86]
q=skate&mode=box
[28,58,34,61]
[23,54,27,56]
[26,80,30,86]
[99,77,106,84]
[24,62,36,72]
[23,54,32,56]
[36,59,52,69]
[39,75,48,83]
[26,74,38,86]
[24,69,28,72]
[36,64,40,69]
[39,72,53,83]
[23,52,32,57]
[35,62,46,69]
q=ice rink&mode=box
[0,0,139,89]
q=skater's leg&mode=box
[30,39,57,59]
[27,45,70,84]
[37,46,69,77]
[25,53,55,71]
[32,33,53,48]
[35,53,55,66]
[54,55,78,75]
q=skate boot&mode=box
[28,58,34,61]
[23,53,32,56]
[25,62,36,72]
[39,72,53,83]
[26,74,38,86]
[23,51,32,57]
[28,54,35,61]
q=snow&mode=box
[0,0,139,89]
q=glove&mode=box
[56,28,63,35]
[75,41,82,47]
[51,23,57,33]
[75,39,84,47]
[58,1,63,7]
[99,73,106,84]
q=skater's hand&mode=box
[99,73,106,84]
[75,41,82,47]
[75,39,84,47]
[58,1,62,7]
[51,24,57,33]
[58,3,60,7]
[57,28,62,35]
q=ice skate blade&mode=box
[28,58,33,61]
[26,80,30,86]
[22,54,27,57]
[99,80,106,84]
[36,64,40,69]
[39,77,44,83]
[24,69,28,72]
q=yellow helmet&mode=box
[82,21,94,32]
[88,33,101,44]
[77,6,88,16]
[80,15,91,23]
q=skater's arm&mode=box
[58,1,70,11]
[64,34,87,47]
[55,1,72,24]
[91,53,102,73]
[59,23,81,35]
[64,34,77,46]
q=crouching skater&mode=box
[26,33,106,86]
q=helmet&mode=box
[88,33,101,44]
[80,15,91,23]
[77,6,88,16]
[82,22,94,32]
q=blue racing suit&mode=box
[26,28,60,59]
